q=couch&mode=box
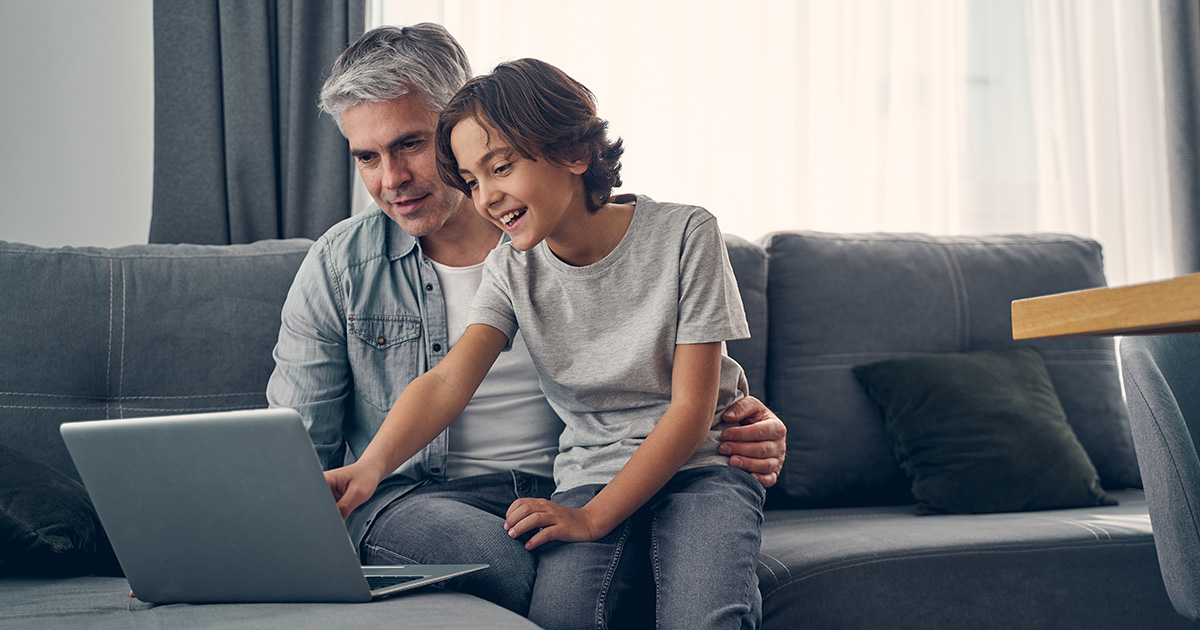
[0,232,1192,629]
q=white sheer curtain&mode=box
[1025,0,1173,286]
[365,0,1171,286]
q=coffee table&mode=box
[1011,273,1200,340]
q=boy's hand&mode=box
[719,395,787,488]
[505,498,606,550]
[325,464,380,520]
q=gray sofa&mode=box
[0,232,1192,629]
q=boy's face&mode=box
[342,95,466,238]
[449,117,588,252]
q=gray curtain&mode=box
[150,0,365,245]
[1161,0,1200,274]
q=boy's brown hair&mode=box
[435,58,623,212]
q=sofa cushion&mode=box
[853,347,1113,514]
[0,239,313,482]
[757,490,1191,629]
[724,234,768,399]
[762,232,1139,507]
[0,443,120,577]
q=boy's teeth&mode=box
[501,210,524,225]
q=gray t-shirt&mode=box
[469,194,750,492]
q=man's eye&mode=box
[402,140,423,151]
[355,154,376,165]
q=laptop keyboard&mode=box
[367,575,423,590]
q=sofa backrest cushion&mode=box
[762,231,1140,507]
[0,239,312,482]
[723,234,769,400]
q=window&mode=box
[363,0,1171,285]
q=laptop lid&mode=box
[60,408,484,603]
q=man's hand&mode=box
[325,463,381,520]
[504,498,606,550]
[719,395,786,488]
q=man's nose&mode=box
[381,155,412,190]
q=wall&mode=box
[0,0,154,249]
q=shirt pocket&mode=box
[346,314,423,411]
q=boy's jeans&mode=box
[528,466,766,630]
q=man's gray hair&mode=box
[320,23,472,134]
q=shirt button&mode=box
[432,343,442,352]
[425,283,434,291]
[377,337,386,345]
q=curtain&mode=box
[1025,0,1173,286]
[150,0,365,245]
[373,0,1172,286]
[1160,0,1200,274]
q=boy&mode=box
[326,58,763,629]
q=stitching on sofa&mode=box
[765,513,898,525]
[759,540,1156,599]
[119,260,127,419]
[772,232,1086,246]
[948,247,970,347]
[1037,518,1103,541]
[758,552,791,578]
[107,258,114,420]
[0,392,265,400]
[935,245,964,349]
[0,248,308,261]
[0,403,265,412]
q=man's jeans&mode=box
[527,466,766,630]
[358,470,554,615]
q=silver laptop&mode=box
[60,407,486,603]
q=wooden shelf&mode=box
[1011,273,1200,340]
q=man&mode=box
[266,23,786,618]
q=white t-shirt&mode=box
[430,257,562,480]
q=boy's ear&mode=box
[567,149,590,175]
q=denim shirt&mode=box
[266,205,452,546]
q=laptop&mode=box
[60,407,487,603]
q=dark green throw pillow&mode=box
[0,442,121,576]
[853,347,1115,515]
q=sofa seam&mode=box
[119,260,127,419]
[106,258,114,420]
[0,248,308,261]
[0,403,266,413]
[0,392,267,400]
[759,540,1156,600]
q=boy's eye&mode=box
[464,179,479,191]
[494,163,511,176]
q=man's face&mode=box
[342,95,466,237]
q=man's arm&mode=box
[719,396,787,488]
[266,245,353,470]
[327,323,508,518]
